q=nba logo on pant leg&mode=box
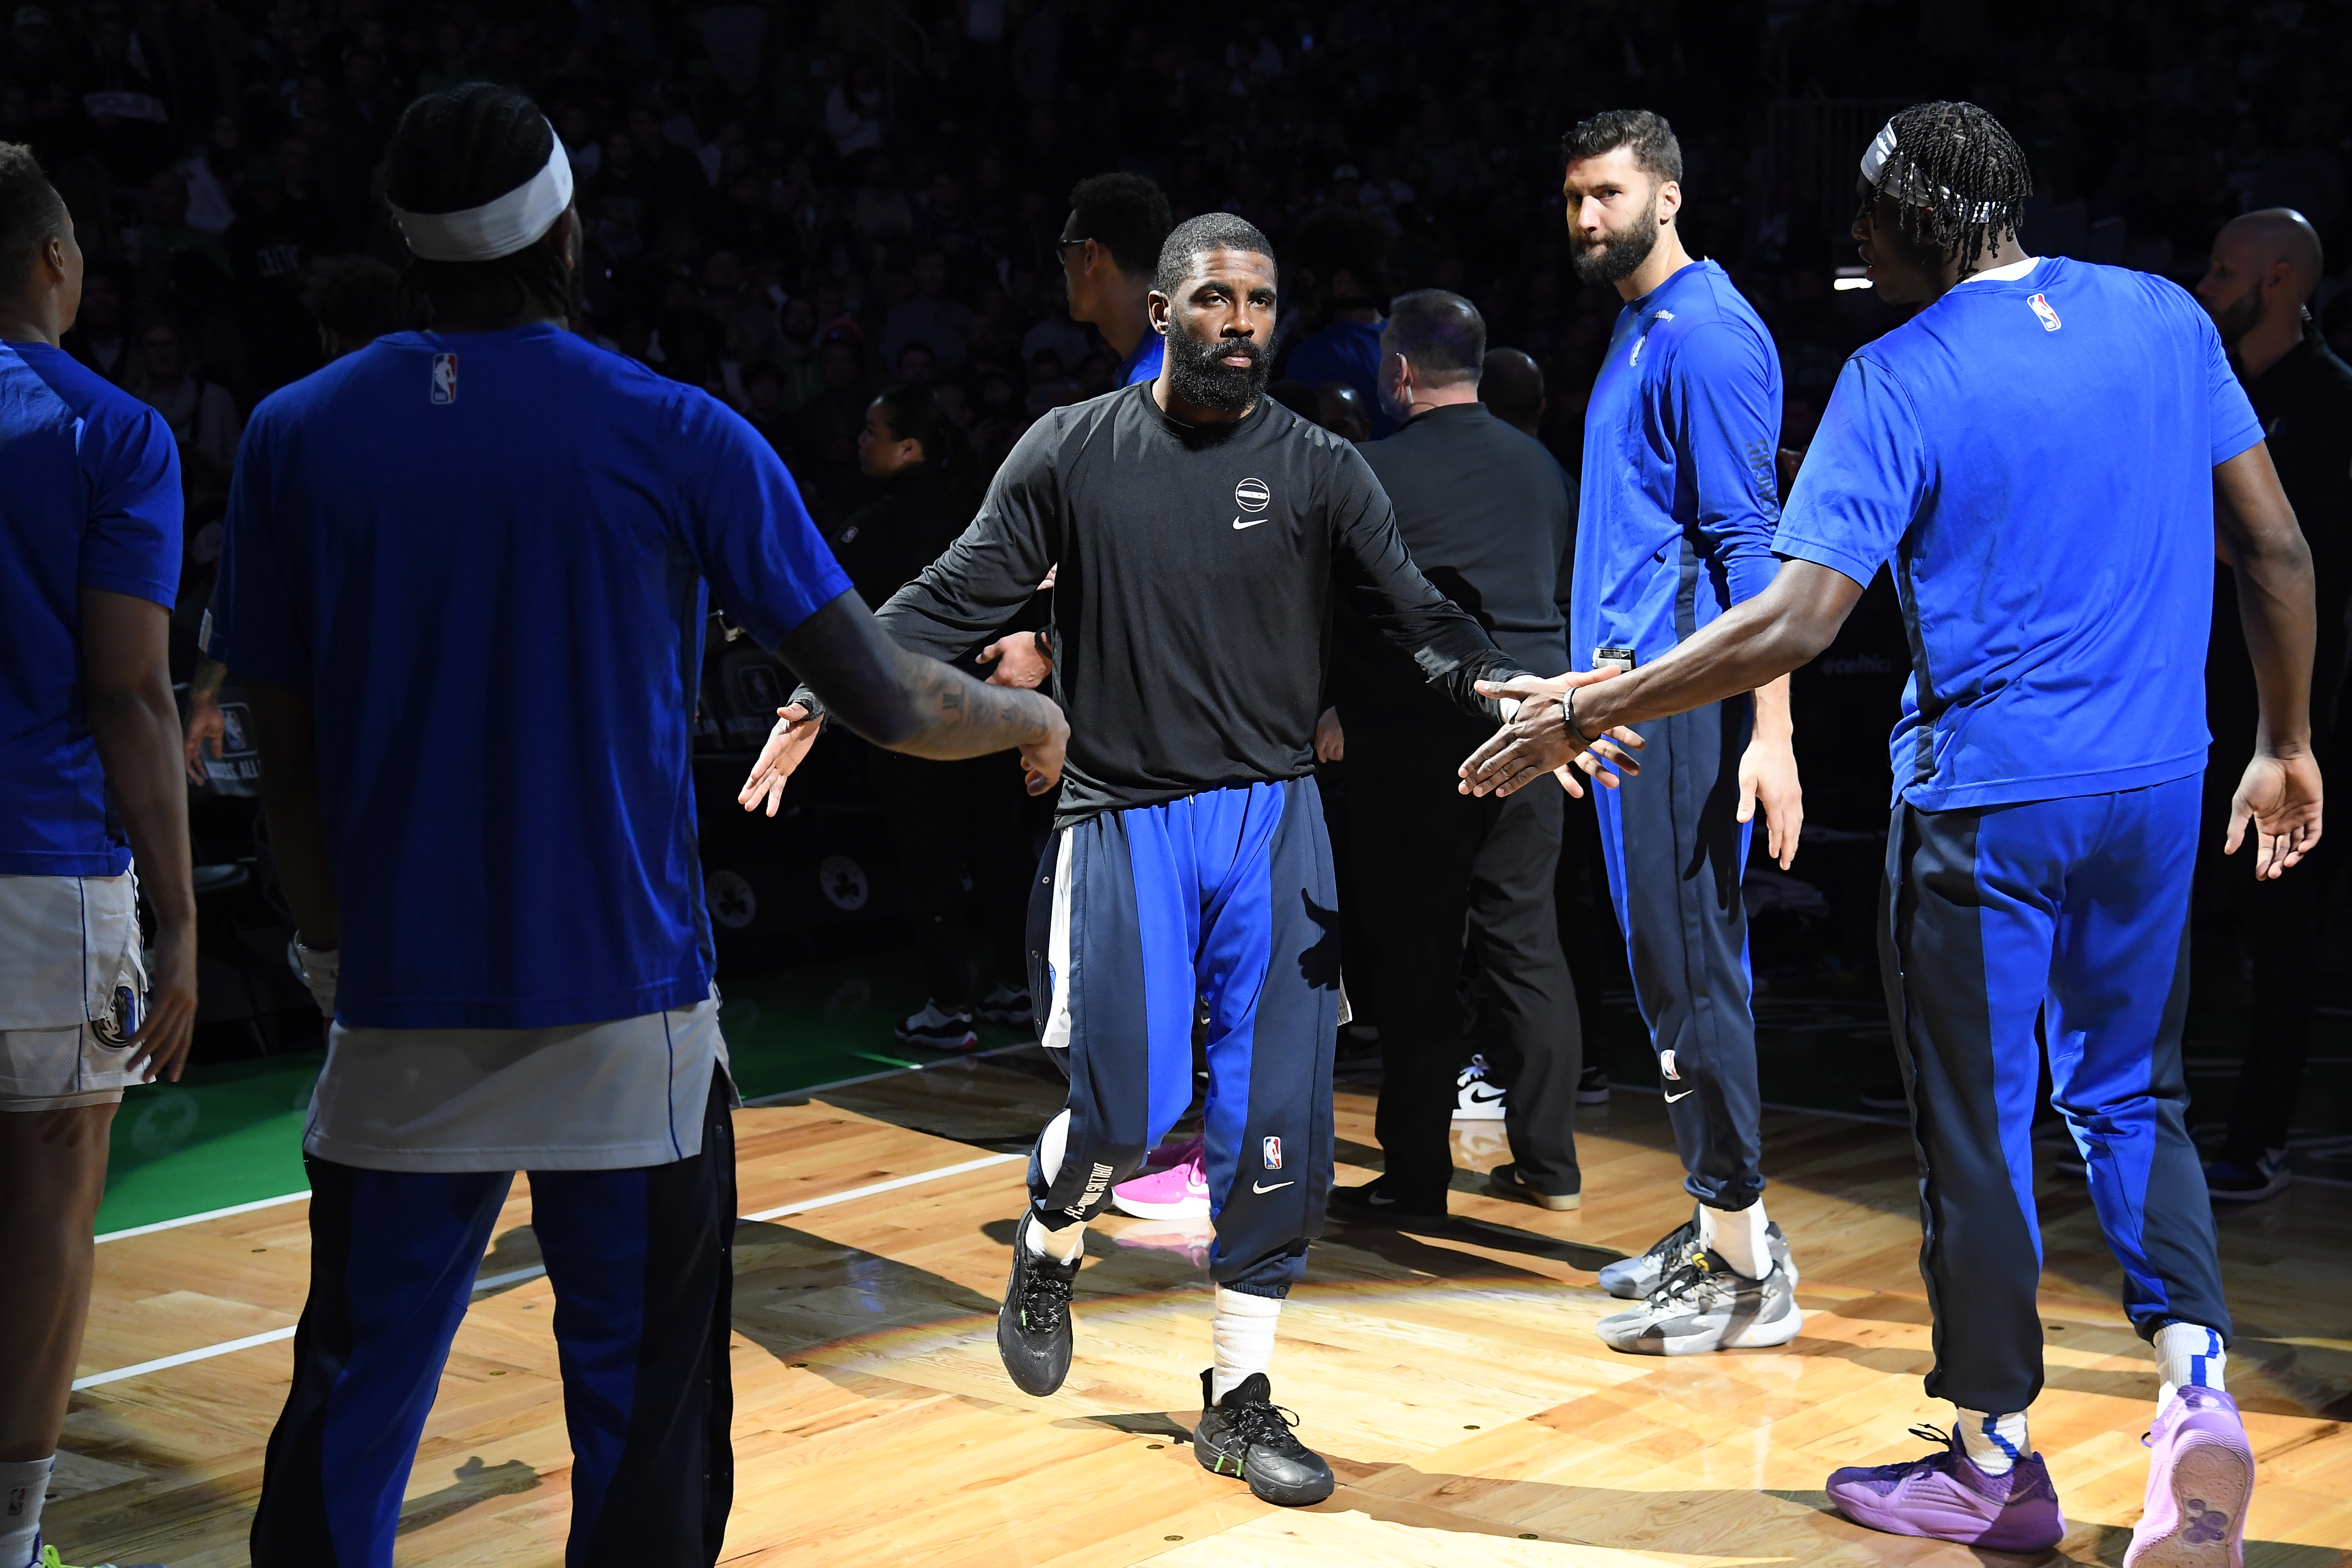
[1261,1136,1282,1171]
[430,353,459,404]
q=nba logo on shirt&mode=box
[430,353,459,404]
[2027,294,2062,332]
[1261,1135,1282,1171]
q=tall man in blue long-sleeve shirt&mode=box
[1558,110,1808,1355]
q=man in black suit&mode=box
[1326,290,1585,1218]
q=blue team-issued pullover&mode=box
[1570,259,1783,671]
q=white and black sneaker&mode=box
[1597,1205,1798,1299]
[1595,1249,1804,1355]
[976,982,1033,1027]
[1576,1064,1610,1105]
[1454,1054,1507,1121]
[996,1213,1080,1396]
[1192,1368,1335,1506]
[897,1000,979,1051]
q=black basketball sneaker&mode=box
[1192,1368,1335,1506]
[996,1212,1080,1396]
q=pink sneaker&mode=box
[1112,1142,1209,1219]
[1141,1134,1205,1173]
[2126,1387,2254,1568]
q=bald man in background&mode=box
[1481,348,1548,439]
[2194,207,2351,1201]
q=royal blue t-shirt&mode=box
[1118,332,1164,387]
[1775,258,2265,811]
[1285,318,1397,437]
[1571,260,1783,671]
[0,339,182,877]
[212,324,851,1029]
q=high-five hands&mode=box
[2225,749,2324,879]
[738,703,822,816]
[1458,670,1645,799]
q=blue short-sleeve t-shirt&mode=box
[1117,332,1164,387]
[212,324,851,1029]
[0,339,183,876]
[1774,258,2264,810]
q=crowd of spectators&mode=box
[10,0,2352,747]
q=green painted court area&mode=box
[95,947,2351,1234]
[94,952,1027,1234]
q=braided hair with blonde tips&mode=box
[1865,101,2034,275]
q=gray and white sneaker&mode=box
[1597,1206,1799,1299]
[1596,1249,1804,1355]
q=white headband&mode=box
[1858,116,1999,222]
[389,124,574,262]
[1860,120,1900,184]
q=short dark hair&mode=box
[383,84,573,324]
[1069,172,1173,278]
[1562,108,1683,185]
[872,381,961,466]
[1480,348,1545,427]
[302,255,404,342]
[1867,100,2033,273]
[0,141,68,295]
[1384,289,1485,384]
[1153,212,1275,297]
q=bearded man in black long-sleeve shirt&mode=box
[738,213,1631,1505]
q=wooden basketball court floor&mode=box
[50,1049,2352,1566]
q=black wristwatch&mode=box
[1563,686,1597,748]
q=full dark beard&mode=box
[1570,204,1663,286]
[1163,318,1269,411]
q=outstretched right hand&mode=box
[738,703,822,816]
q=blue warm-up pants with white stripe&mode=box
[1594,690,1763,1212]
[1027,777,1341,1297]
[250,1076,735,1568]
[1881,776,2229,1415]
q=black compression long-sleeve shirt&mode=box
[853,380,1524,828]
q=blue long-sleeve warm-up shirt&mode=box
[1569,259,1783,671]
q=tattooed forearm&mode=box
[780,591,1060,761]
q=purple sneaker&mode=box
[2125,1388,2253,1568]
[1826,1424,2066,1552]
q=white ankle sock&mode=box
[2155,1322,2227,1408]
[1211,1286,1283,1402]
[1025,1211,1087,1263]
[0,1454,52,1568]
[1699,1198,1769,1278]
[1953,1408,2030,1475]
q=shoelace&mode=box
[1646,1253,1735,1307]
[1462,1054,1492,1084]
[1020,1258,1076,1332]
[1225,1396,1307,1453]
[1644,1218,1701,1265]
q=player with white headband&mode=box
[215,84,1064,1565]
[1464,99,2319,1563]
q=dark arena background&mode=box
[21,0,2352,1560]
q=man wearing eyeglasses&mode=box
[1057,173,1173,388]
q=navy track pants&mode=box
[1594,689,1763,1211]
[1881,776,2229,1414]
[250,1076,735,1567]
[1027,777,1341,1296]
